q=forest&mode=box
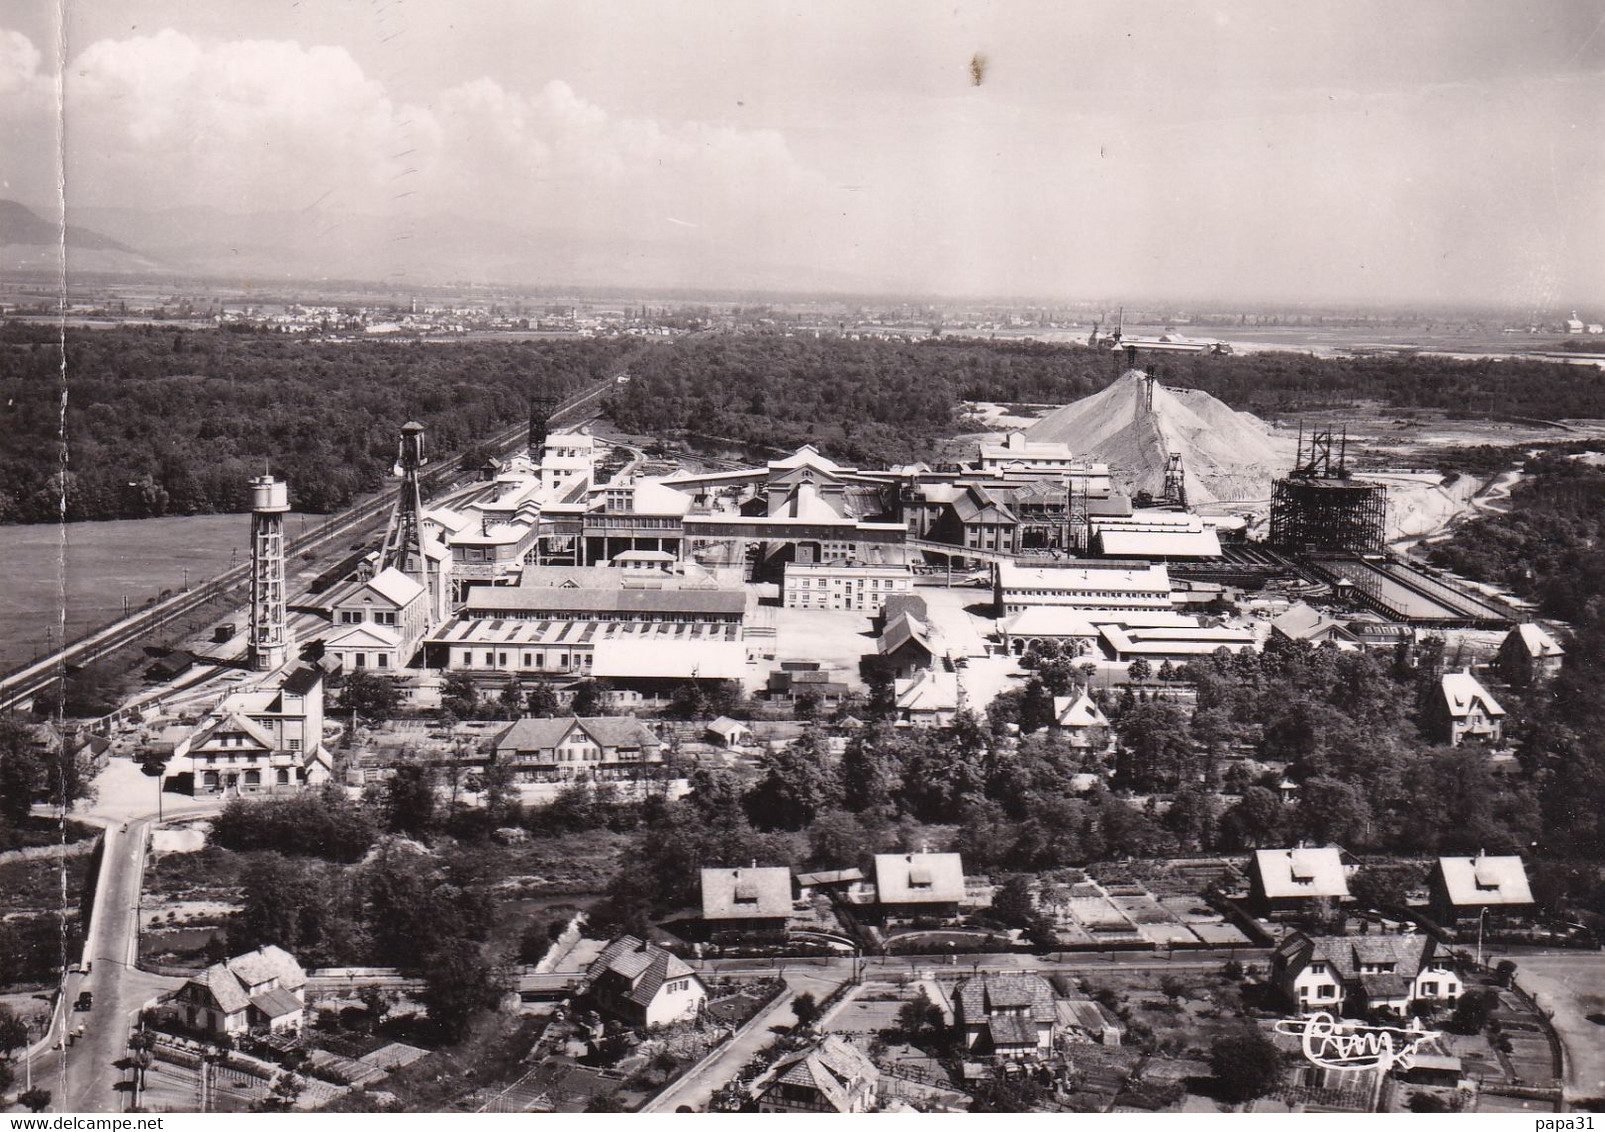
[607,334,1605,464]
[0,323,632,523]
[6,320,1604,524]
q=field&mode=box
[0,512,316,670]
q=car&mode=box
[75,991,93,1011]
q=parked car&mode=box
[75,991,93,1012]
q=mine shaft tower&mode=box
[1269,426,1387,554]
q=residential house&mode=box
[1497,624,1564,687]
[1428,854,1534,923]
[875,593,929,633]
[705,716,751,749]
[1430,670,1505,746]
[873,851,966,920]
[490,716,661,782]
[579,936,705,1028]
[953,974,1058,1058]
[172,945,307,1038]
[700,866,794,933]
[1271,603,1361,648]
[1050,691,1112,751]
[757,1036,879,1114]
[322,566,431,672]
[1247,847,1351,913]
[181,665,332,796]
[1272,931,1462,1017]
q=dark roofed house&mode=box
[873,851,966,920]
[492,716,661,783]
[701,866,794,931]
[579,935,706,1028]
[757,1036,879,1113]
[954,974,1058,1057]
[876,612,937,681]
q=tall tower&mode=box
[249,475,292,671]
[379,420,446,622]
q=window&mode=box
[374,611,397,626]
[355,654,367,668]
[1421,981,1438,996]
[484,652,494,666]
[340,610,363,624]
[287,738,301,751]
[275,769,290,786]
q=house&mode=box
[705,716,751,749]
[876,612,938,680]
[757,1036,879,1113]
[172,945,307,1038]
[875,593,928,633]
[701,866,794,931]
[1271,603,1361,647]
[1429,854,1534,922]
[893,670,960,728]
[1431,670,1505,746]
[1247,847,1351,912]
[1272,931,1462,1017]
[579,936,705,1028]
[1050,691,1112,750]
[953,974,1058,1057]
[767,663,852,708]
[322,566,432,672]
[873,851,966,919]
[181,665,332,796]
[491,716,662,782]
[1497,624,1564,687]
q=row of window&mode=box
[201,768,292,788]
[344,652,391,669]
[338,609,399,625]
[458,649,586,670]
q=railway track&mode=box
[0,373,616,713]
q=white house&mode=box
[1273,932,1462,1017]
[1429,854,1534,922]
[180,666,332,796]
[1433,670,1505,746]
[323,567,431,672]
[1247,847,1351,912]
[580,935,705,1028]
[173,945,308,1038]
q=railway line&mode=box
[0,373,616,713]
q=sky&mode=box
[1,0,1602,305]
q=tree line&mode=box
[0,323,632,523]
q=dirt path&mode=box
[1510,952,1605,1105]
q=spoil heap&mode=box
[1026,371,1292,504]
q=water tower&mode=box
[249,475,292,670]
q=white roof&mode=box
[1436,855,1533,906]
[1253,847,1350,899]
[1440,670,1505,718]
[874,852,966,904]
[1512,623,1564,660]
[588,638,748,680]
[364,567,427,607]
[1100,623,1257,657]
[324,623,402,649]
[997,561,1172,594]
[770,444,845,473]
[1052,691,1109,729]
[1096,526,1221,558]
[1002,607,1197,637]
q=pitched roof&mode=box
[189,710,278,754]
[188,962,251,1015]
[1252,847,1350,900]
[227,944,307,992]
[584,935,698,1007]
[249,987,304,1020]
[324,623,402,649]
[985,1015,1041,1047]
[701,867,794,921]
[880,594,928,624]
[1440,670,1505,719]
[706,715,749,738]
[879,612,935,658]
[494,716,659,754]
[1435,855,1533,906]
[1511,623,1564,660]
[764,1037,877,1113]
[795,867,865,887]
[363,567,427,608]
[1052,691,1109,729]
[956,974,1057,1025]
[1286,932,1436,985]
[1272,602,1359,643]
[873,852,966,904]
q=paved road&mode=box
[1507,950,1605,1105]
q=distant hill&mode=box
[1,198,167,274]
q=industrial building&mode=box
[993,560,1174,615]
[782,562,913,612]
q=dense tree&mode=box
[568,680,612,717]
[525,683,561,718]
[988,875,1037,928]
[418,938,504,1043]
[1210,1029,1285,1103]
[210,790,377,862]
[339,671,401,727]
[746,733,840,831]
[0,1004,28,1058]
[383,763,438,838]
[790,992,821,1028]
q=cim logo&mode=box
[1272,1012,1443,1073]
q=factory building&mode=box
[993,560,1174,615]
[782,562,913,612]
[321,567,431,671]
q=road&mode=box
[1506,949,1605,1105]
[20,762,220,1113]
